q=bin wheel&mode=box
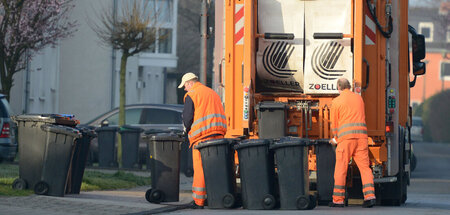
[307,195,317,210]
[146,189,164,203]
[34,181,49,195]
[296,195,310,210]
[145,189,153,202]
[222,193,235,208]
[184,168,194,177]
[12,178,27,190]
[262,194,276,210]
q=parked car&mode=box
[84,104,187,169]
[411,116,424,142]
[0,94,17,162]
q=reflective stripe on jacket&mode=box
[330,89,368,142]
[184,82,227,146]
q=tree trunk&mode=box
[118,53,128,165]
[0,58,14,101]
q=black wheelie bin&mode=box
[270,137,316,210]
[66,125,97,194]
[195,138,238,209]
[144,130,183,203]
[95,125,118,168]
[234,139,277,210]
[314,139,336,205]
[33,124,81,196]
[11,114,79,191]
[118,125,143,169]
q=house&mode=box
[408,2,450,106]
[10,0,184,123]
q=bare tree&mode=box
[91,0,166,162]
[0,0,77,100]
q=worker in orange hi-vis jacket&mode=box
[329,78,376,208]
[179,73,227,209]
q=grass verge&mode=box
[0,163,151,196]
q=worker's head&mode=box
[337,78,351,92]
[178,72,198,91]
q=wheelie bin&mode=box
[11,114,79,191]
[34,124,81,196]
[180,135,193,177]
[195,138,238,209]
[270,137,316,210]
[144,130,183,203]
[118,125,143,169]
[234,139,276,210]
[95,126,118,168]
[66,125,97,194]
[314,139,336,205]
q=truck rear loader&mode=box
[213,0,426,205]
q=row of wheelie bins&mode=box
[11,114,96,196]
[92,126,193,177]
[144,134,326,210]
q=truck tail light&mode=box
[0,122,10,138]
[386,122,393,134]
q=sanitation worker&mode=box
[329,78,376,208]
[179,72,227,209]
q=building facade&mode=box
[409,3,450,106]
[9,0,179,123]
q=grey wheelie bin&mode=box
[234,139,277,210]
[270,137,316,210]
[118,125,143,169]
[33,124,81,196]
[95,126,118,168]
[144,130,183,203]
[195,138,238,209]
[66,125,97,194]
[11,114,79,191]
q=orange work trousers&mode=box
[333,138,376,204]
[191,135,224,206]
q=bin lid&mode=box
[11,114,80,127]
[150,133,183,142]
[255,101,286,110]
[195,138,234,150]
[95,126,118,132]
[118,125,144,134]
[313,139,332,145]
[234,139,271,150]
[41,124,81,138]
[76,125,97,138]
[269,137,309,150]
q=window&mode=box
[105,108,143,125]
[440,61,450,81]
[141,108,182,124]
[418,22,434,42]
[142,0,175,54]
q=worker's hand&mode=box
[329,138,337,145]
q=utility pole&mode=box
[200,0,209,85]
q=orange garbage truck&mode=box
[213,0,426,205]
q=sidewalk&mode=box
[0,172,194,215]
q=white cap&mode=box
[178,73,198,88]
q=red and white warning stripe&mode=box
[235,4,244,45]
[365,8,376,45]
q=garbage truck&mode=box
[213,0,426,205]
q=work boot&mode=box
[328,202,345,207]
[362,199,376,208]
[188,201,204,209]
